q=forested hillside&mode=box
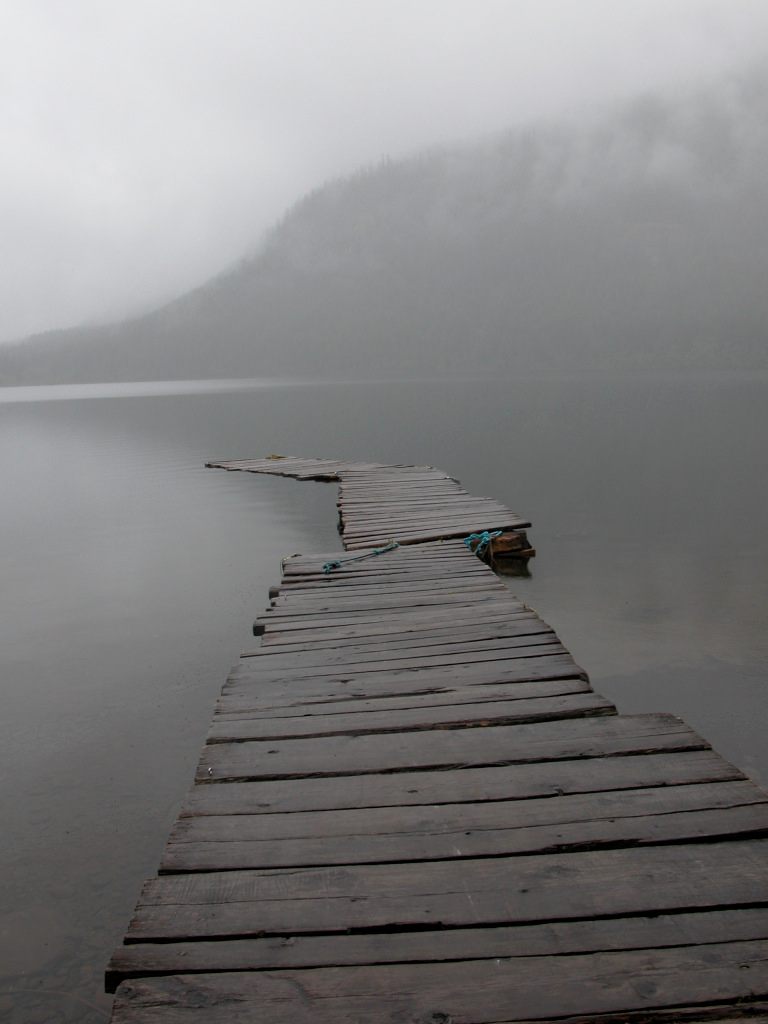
[3,70,766,383]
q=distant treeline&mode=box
[3,66,767,384]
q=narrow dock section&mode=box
[108,458,768,1022]
[206,456,530,547]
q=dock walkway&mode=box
[108,458,768,1022]
[206,455,531,547]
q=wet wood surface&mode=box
[108,459,768,1021]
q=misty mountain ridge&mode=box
[3,67,767,384]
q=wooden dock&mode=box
[205,456,531,548]
[108,458,768,1022]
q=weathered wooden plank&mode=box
[342,470,451,479]
[256,599,530,633]
[339,481,457,489]
[344,516,530,540]
[511,1007,768,1024]
[338,489,495,499]
[281,546,458,566]
[287,552,470,568]
[340,484,473,491]
[288,541,473,557]
[282,556,486,573]
[197,714,700,783]
[340,519,504,533]
[161,803,768,871]
[206,692,613,742]
[162,782,768,871]
[278,568,490,588]
[237,641,569,681]
[276,575,488,592]
[254,607,529,633]
[284,540,464,560]
[292,550,487,568]
[254,616,551,649]
[267,590,516,614]
[339,487,495,495]
[293,560,482,577]
[258,619,541,647]
[129,839,768,940]
[270,582,504,605]
[341,510,524,532]
[229,659,587,698]
[263,594,519,616]
[282,559,485,578]
[228,665,582,711]
[342,503,523,521]
[241,633,561,669]
[207,457,404,481]
[345,528,526,548]
[277,566,497,586]
[270,579,504,603]
[213,678,592,720]
[286,564,500,586]
[244,626,557,662]
[338,506,510,521]
[287,554,494,575]
[340,489,487,498]
[259,612,543,648]
[218,674,590,715]
[342,530,526,548]
[181,749,736,817]
[339,499,518,512]
[109,942,768,1023]
[271,587,509,607]
[173,780,766,841]
[339,490,507,502]
[106,907,768,992]
[222,656,588,707]
[281,547,472,568]
[366,517,501,528]
[225,654,576,702]
[342,492,470,503]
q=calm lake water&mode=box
[1,375,767,1022]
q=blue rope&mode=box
[463,530,502,558]
[323,540,399,574]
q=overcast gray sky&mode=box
[2,0,767,343]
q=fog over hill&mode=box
[3,68,767,384]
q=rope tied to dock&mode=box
[323,540,400,574]
[463,530,502,558]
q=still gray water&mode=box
[1,375,767,1023]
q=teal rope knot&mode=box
[463,530,502,558]
[323,539,399,574]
